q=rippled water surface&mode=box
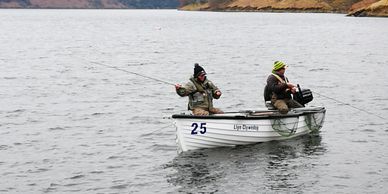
[1,9,388,193]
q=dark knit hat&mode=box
[193,63,206,77]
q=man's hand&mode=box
[215,90,222,97]
[291,87,297,94]
[175,84,181,90]
[287,83,296,88]
[213,90,222,99]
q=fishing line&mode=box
[312,91,386,120]
[90,61,175,86]
[141,123,174,136]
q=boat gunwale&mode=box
[172,107,325,120]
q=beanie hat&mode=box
[194,63,206,77]
[273,61,287,71]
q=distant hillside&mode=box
[179,0,388,16]
[0,0,179,8]
[179,0,359,12]
[348,0,388,16]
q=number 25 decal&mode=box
[191,123,207,135]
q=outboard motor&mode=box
[293,84,313,106]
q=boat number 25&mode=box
[191,123,207,135]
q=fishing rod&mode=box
[312,91,386,120]
[90,61,386,120]
[90,61,175,86]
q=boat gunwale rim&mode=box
[172,107,325,120]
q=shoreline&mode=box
[178,8,346,14]
[0,7,386,17]
[179,0,388,17]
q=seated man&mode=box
[175,63,223,116]
[264,61,303,114]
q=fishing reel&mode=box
[293,84,313,106]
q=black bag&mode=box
[293,85,313,106]
[263,85,271,101]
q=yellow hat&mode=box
[273,61,287,71]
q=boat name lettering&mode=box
[234,124,259,131]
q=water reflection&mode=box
[263,135,325,191]
[164,134,326,193]
[165,152,224,193]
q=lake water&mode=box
[1,9,388,193]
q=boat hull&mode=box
[172,107,325,152]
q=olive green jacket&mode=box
[176,76,221,110]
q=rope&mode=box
[90,61,175,86]
[312,91,386,120]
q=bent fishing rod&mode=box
[90,61,175,86]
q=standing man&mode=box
[175,63,224,116]
[264,61,303,114]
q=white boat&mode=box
[172,106,326,152]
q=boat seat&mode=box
[265,101,276,110]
